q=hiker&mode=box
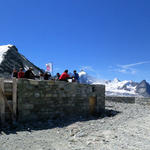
[24,67,35,79]
[39,72,44,80]
[55,73,60,81]
[12,69,18,78]
[59,70,70,82]
[44,72,51,80]
[72,70,79,82]
[18,68,24,78]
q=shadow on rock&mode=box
[105,109,121,117]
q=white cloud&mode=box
[118,69,127,73]
[110,61,150,75]
[117,61,150,69]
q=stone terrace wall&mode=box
[106,96,150,105]
[106,96,135,104]
[17,79,105,122]
[135,97,150,105]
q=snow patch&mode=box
[0,45,13,63]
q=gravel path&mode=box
[1,101,150,150]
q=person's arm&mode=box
[67,74,73,79]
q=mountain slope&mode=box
[136,80,150,97]
[0,45,42,77]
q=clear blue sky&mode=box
[0,0,150,82]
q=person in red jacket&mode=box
[18,68,25,78]
[59,70,70,81]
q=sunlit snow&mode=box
[79,71,138,97]
[0,45,13,63]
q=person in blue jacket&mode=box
[73,70,79,82]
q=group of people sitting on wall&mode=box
[12,68,79,82]
[59,69,79,82]
[12,67,36,79]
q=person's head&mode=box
[13,69,17,73]
[74,70,77,74]
[57,73,60,76]
[64,69,68,73]
[19,68,23,72]
[29,67,33,71]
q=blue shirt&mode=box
[73,73,79,80]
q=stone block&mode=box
[34,92,40,98]
[47,80,55,85]
[22,104,34,109]
[52,94,58,97]
[45,93,52,97]
[29,80,39,85]
[22,110,31,116]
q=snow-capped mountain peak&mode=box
[112,78,120,83]
[78,70,87,76]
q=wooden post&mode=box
[0,78,5,124]
[13,78,17,121]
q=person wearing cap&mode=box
[24,67,35,79]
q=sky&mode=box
[0,0,150,82]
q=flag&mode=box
[46,63,53,73]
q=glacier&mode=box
[79,70,139,97]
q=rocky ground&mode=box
[1,101,150,150]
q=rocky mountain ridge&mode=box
[136,80,150,97]
[0,45,42,77]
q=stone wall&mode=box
[105,96,135,104]
[17,79,105,122]
[106,96,150,105]
[135,97,150,105]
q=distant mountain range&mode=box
[79,71,150,97]
[0,45,150,97]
